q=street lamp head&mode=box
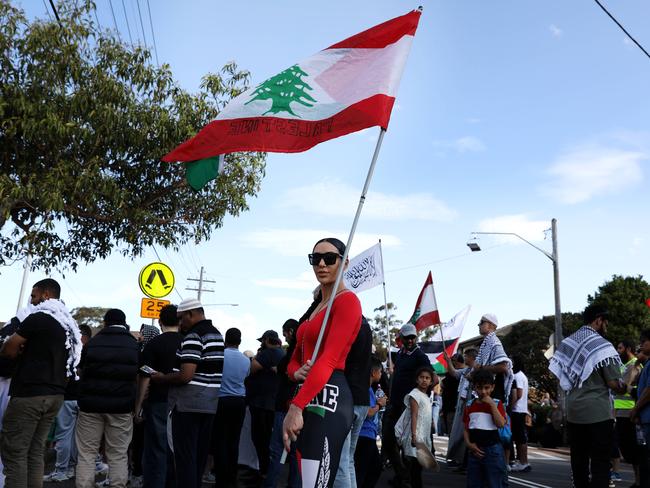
[467,241,481,252]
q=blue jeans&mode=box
[263,411,300,488]
[54,400,79,473]
[466,443,507,488]
[143,401,173,488]
[333,405,368,488]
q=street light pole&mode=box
[469,219,564,410]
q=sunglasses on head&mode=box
[308,252,342,266]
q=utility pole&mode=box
[186,266,215,301]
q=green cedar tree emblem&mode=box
[245,64,317,116]
[408,308,421,325]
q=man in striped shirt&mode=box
[151,298,224,488]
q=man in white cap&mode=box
[472,313,513,404]
[383,323,431,487]
[151,298,224,488]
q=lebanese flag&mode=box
[163,9,422,162]
[419,305,471,374]
[407,271,441,332]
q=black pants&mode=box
[250,405,275,476]
[296,370,353,488]
[354,436,382,488]
[568,420,614,488]
[212,396,246,487]
[131,420,145,476]
[382,404,410,484]
[404,455,423,488]
[171,409,214,488]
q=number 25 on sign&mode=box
[140,298,170,319]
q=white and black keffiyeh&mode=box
[549,325,621,392]
[22,299,82,380]
[477,331,514,400]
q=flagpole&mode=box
[378,239,393,372]
[311,128,386,362]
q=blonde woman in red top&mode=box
[283,237,362,488]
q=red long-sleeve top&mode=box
[288,291,362,410]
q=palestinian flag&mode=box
[163,9,422,176]
[420,305,471,374]
[407,271,441,331]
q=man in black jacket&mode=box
[383,323,430,488]
[76,309,139,488]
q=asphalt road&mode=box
[43,435,637,487]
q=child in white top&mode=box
[398,366,437,488]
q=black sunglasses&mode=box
[308,252,342,266]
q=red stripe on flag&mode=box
[327,10,421,49]
[415,310,441,332]
[435,339,459,370]
[162,94,395,162]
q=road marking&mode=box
[509,476,554,488]
[528,451,564,461]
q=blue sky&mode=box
[3,0,649,353]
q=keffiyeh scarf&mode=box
[477,331,514,400]
[140,324,160,347]
[549,325,621,392]
[23,299,82,380]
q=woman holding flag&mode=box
[283,237,362,487]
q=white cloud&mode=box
[241,228,401,257]
[630,237,644,255]
[549,24,563,38]
[466,117,481,124]
[432,136,486,153]
[543,144,645,204]
[254,271,316,290]
[477,215,551,245]
[280,181,457,222]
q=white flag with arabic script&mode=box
[343,243,384,293]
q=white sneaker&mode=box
[43,471,70,482]
[129,475,144,487]
[95,479,110,488]
[202,472,216,484]
[95,462,109,475]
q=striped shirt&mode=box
[463,398,506,447]
[168,319,224,413]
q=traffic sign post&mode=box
[140,298,171,319]
[139,262,175,298]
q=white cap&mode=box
[481,313,499,327]
[400,323,417,337]
[177,298,203,313]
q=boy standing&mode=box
[463,369,507,488]
[354,357,386,488]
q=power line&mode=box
[41,0,53,21]
[120,0,134,46]
[47,0,61,26]
[386,244,505,274]
[593,0,650,60]
[93,5,101,31]
[136,0,148,48]
[129,0,142,45]
[145,0,159,65]
[107,0,122,42]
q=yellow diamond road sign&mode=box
[139,262,175,299]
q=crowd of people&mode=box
[0,243,649,488]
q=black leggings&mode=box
[296,371,353,488]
